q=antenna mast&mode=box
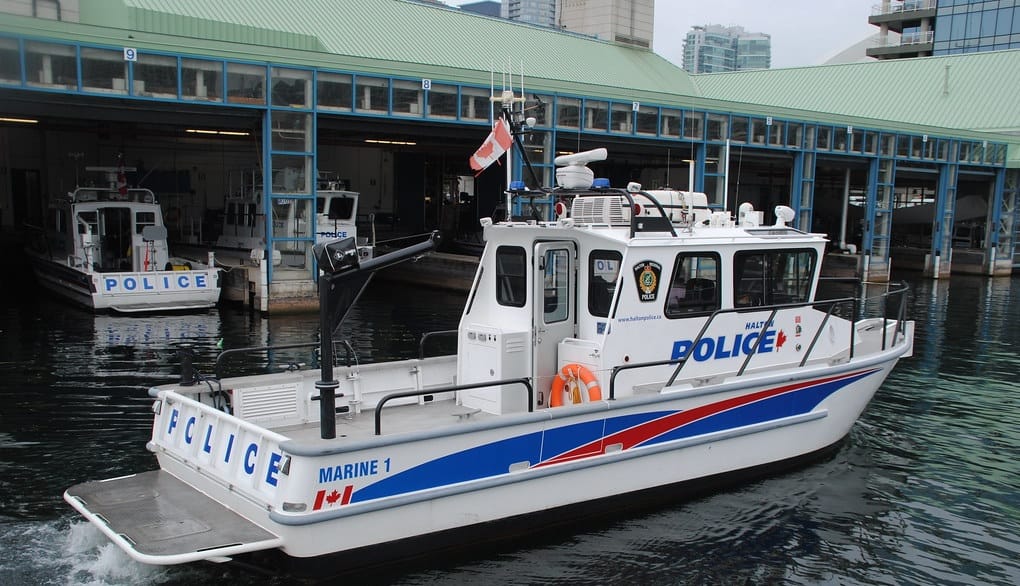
[492,62,526,216]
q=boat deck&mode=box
[276,397,496,444]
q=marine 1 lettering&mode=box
[319,458,389,483]
[671,329,787,361]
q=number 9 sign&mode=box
[123,47,137,61]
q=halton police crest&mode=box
[632,261,662,302]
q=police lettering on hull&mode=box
[102,273,209,294]
[672,327,788,361]
[165,407,282,488]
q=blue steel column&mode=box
[1008,170,1020,270]
[863,157,879,264]
[694,143,706,193]
[790,151,815,231]
[262,107,274,284]
[931,159,958,278]
[986,167,1006,274]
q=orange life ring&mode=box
[549,363,602,407]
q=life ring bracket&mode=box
[549,363,602,407]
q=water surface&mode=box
[0,273,1017,585]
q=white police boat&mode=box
[64,148,913,572]
[215,169,372,259]
[25,167,221,313]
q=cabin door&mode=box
[533,241,576,405]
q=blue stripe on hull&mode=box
[349,369,878,503]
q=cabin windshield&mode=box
[318,196,355,221]
[733,249,817,307]
[665,253,720,317]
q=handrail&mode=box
[609,358,684,400]
[374,378,533,435]
[736,306,781,377]
[611,282,910,399]
[871,0,935,16]
[214,340,355,378]
[570,188,678,238]
[418,329,458,360]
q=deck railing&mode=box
[871,1,935,16]
[607,281,910,399]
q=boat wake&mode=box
[0,519,177,586]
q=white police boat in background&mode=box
[26,166,221,313]
[64,148,913,573]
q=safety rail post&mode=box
[798,299,842,367]
[609,358,685,400]
[418,329,458,360]
[736,307,781,377]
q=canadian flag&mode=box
[313,485,354,510]
[469,118,512,173]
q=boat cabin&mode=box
[35,178,176,274]
[455,151,840,414]
[315,172,365,251]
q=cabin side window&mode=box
[495,246,527,307]
[664,253,720,317]
[588,250,622,317]
[325,197,354,220]
[77,211,98,235]
[733,249,817,307]
[542,249,570,323]
[135,211,156,234]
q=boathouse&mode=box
[0,0,1017,312]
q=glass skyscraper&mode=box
[682,25,771,73]
[933,0,1020,54]
[869,0,1020,59]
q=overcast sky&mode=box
[444,1,879,69]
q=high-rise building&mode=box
[682,25,771,73]
[558,0,654,49]
[500,0,653,48]
[868,0,1020,60]
[458,1,501,18]
[501,0,558,27]
[736,32,772,70]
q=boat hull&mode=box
[29,255,220,313]
[65,347,904,567]
[264,363,893,559]
[234,437,847,578]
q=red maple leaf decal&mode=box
[325,490,342,504]
[776,330,787,348]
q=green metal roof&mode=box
[4,0,1018,165]
[692,50,1020,134]
[76,0,699,101]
